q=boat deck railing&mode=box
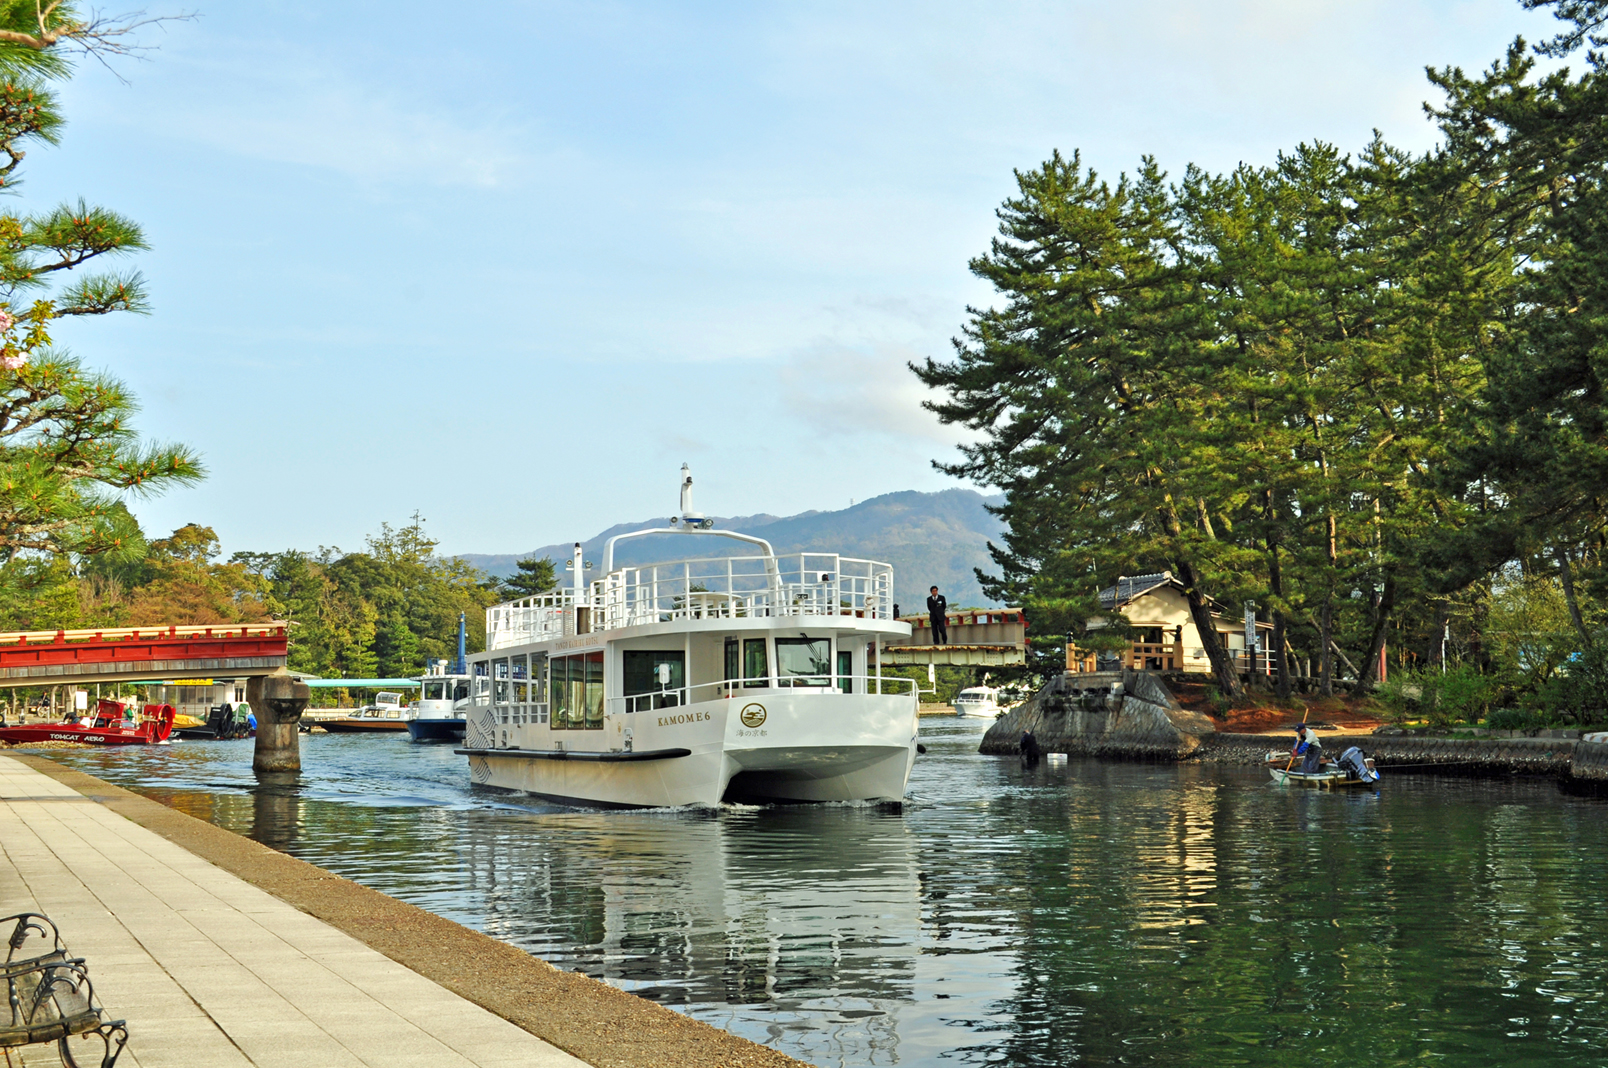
[473,673,920,727]
[487,553,894,651]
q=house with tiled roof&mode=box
[1071,571,1274,674]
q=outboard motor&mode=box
[1338,745,1379,784]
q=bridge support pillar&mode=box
[250,674,310,776]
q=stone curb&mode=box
[13,754,807,1068]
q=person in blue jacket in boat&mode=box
[1292,723,1323,773]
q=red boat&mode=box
[0,698,175,746]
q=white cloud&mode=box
[778,341,976,446]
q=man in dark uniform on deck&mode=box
[927,586,948,644]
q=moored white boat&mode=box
[953,686,1005,718]
[320,691,413,733]
[458,467,920,808]
[409,615,472,743]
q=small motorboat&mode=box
[318,692,413,733]
[954,686,1006,718]
[0,699,175,746]
[1269,747,1381,790]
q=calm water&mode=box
[48,722,1608,1068]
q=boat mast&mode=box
[450,612,467,675]
[599,464,779,585]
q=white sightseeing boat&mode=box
[458,467,920,808]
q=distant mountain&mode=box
[457,488,1009,608]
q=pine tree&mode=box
[500,556,557,598]
[0,9,200,581]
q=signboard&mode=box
[1244,603,1257,653]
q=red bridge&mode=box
[0,623,288,687]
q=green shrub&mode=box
[1375,665,1496,726]
[1529,637,1608,725]
[1486,707,1536,732]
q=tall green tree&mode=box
[0,6,200,602]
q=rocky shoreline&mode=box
[981,671,1608,791]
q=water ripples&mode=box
[49,722,1608,1068]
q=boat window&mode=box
[493,659,510,706]
[424,681,447,701]
[837,650,852,694]
[452,681,470,703]
[623,651,684,712]
[776,638,830,687]
[512,654,529,704]
[550,656,572,729]
[724,639,739,684]
[583,652,604,729]
[743,639,768,688]
[531,654,548,724]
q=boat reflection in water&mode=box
[462,803,922,1065]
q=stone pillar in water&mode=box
[250,674,310,775]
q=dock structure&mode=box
[0,754,583,1068]
[879,608,1028,666]
[0,624,289,688]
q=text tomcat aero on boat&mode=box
[456,466,921,809]
[409,614,472,743]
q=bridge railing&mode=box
[0,623,289,646]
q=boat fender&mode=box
[916,743,927,755]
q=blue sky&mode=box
[25,0,1557,557]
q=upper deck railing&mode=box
[487,552,894,651]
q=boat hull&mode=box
[1269,767,1375,789]
[0,724,158,746]
[318,719,410,733]
[408,717,465,743]
[463,692,917,808]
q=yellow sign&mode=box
[740,703,767,728]
[161,679,216,686]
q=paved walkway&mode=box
[0,755,587,1068]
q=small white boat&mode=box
[320,692,413,733]
[953,686,1006,718]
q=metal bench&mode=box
[1,914,127,1068]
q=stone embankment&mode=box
[982,674,1608,789]
[982,671,1217,760]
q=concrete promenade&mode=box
[0,754,586,1068]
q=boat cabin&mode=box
[467,531,909,750]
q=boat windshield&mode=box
[423,681,447,701]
